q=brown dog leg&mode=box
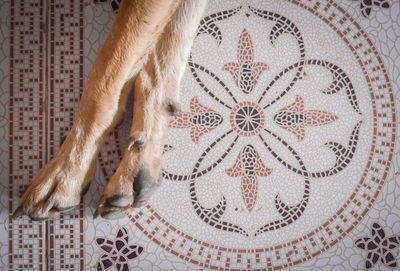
[96,0,209,218]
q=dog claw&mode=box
[54,205,78,213]
[101,209,126,220]
[132,167,162,205]
[168,102,181,117]
[44,195,78,213]
[93,208,100,219]
[95,202,130,220]
[106,194,133,207]
[11,206,24,220]
[82,182,91,196]
[127,138,144,150]
[31,216,49,222]
[44,199,54,213]
[12,205,58,221]
[127,140,134,150]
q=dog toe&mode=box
[132,167,162,205]
[43,185,81,214]
[99,175,135,210]
[13,199,59,221]
[25,206,59,221]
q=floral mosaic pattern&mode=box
[223,28,268,94]
[226,144,273,212]
[354,0,390,17]
[169,97,223,143]
[165,5,362,237]
[96,228,143,271]
[273,95,339,141]
[355,223,400,269]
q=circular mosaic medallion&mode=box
[99,0,395,269]
[230,102,265,136]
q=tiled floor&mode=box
[1,0,399,270]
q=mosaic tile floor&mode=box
[1,0,399,270]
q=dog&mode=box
[12,0,209,220]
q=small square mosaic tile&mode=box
[1,0,400,270]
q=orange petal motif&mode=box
[252,62,269,86]
[280,95,304,113]
[170,97,222,143]
[223,29,268,93]
[275,95,338,141]
[226,145,272,212]
[226,152,243,177]
[169,112,192,128]
[223,62,240,88]
[190,126,214,144]
[237,29,254,63]
[305,110,338,126]
[280,124,306,141]
[255,152,273,177]
[190,97,214,114]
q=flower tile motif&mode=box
[354,0,390,17]
[274,95,338,141]
[226,145,272,212]
[223,29,268,94]
[96,228,143,271]
[169,97,223,143]
[355,223,400,269]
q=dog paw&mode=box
[95,166,135,219]
[12,163,87,221]
[95,165,162,219]
[98,175,135,210]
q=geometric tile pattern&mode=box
[47,1,84,270]
[8,1,46,269]
[8,0,84,270]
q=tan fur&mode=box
[97,0,209,217]
[13,0,209,220]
